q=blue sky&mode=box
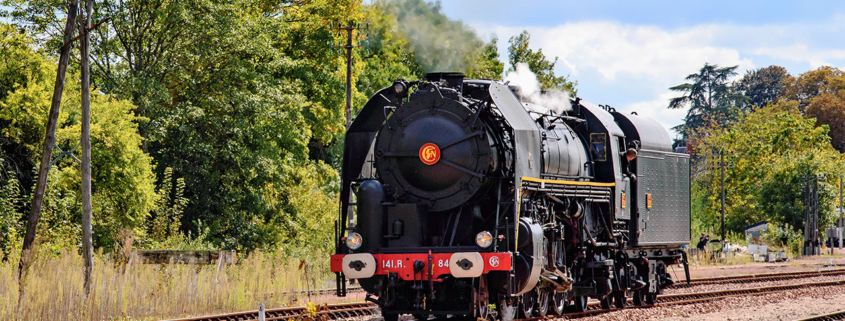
[437,0,845,135]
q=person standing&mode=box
[697,233,709,254]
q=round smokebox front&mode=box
[375,95,491,212]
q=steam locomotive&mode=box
[330,72,690,320]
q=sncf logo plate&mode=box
[419,143,440,165]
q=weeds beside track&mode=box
[164,302,377,321]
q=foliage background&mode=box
[0,0,541,256]
[677,63,845,248]
[1,0,843,261]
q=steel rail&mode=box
[163,302,377,321]
[287,286,364,296]
[795,310,845,321]
[279,269,845,297]
[554,279,845,319]
[672,268,845,288]
[167,269,845,321]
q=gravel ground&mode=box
[580,285,845,321]
[327,254,845,320]
[355,282,845,321]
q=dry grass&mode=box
[687,251,754,267]
[0,248,344,320]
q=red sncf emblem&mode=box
[419,143,440,165]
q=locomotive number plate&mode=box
[382,259,405,269]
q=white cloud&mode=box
[750,45,845,68]
[545,23,755,80]
[473,21,760,132]
[475,22,756,81]
[469,17,845,133]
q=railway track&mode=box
[292,286,364,297]
[168,269,845,321]
[298,268,845,297]
[673,268,845,288]
[796,310,845,321]
[557,279,845,319]
[164,302,377,321]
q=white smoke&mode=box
[504,63,572,114]
[381,0,484,73]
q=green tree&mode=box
[467,37,504,80]
[0,32,157,249]
[734,65,790,111]
[781,66,845,153]
[0,158,24,258]
[783,66,845,111]
[355,2,424,114]
[806,89,845,152]
[3,0,359,251]
[0,22,53,190]
[669,63,740,137]
[0,23,48,102]
[693,101,844,235]
[507,31,577,94]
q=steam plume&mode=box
[505,63,572,114]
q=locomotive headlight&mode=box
[393,79,408,97]
[475,231,493,248]
[346,232,363,250]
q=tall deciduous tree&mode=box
[507,31,577,94]
[734,65,790,111]
[783,66,845,112]
[668,63,739,137]
[807,89,845,152]
[780,66,845,153]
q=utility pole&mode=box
[80,0,94,295]
[720,151,725,244]
[804,175,810,256]
[803,175,821,256]
[19,0,79,280]
[329,22,368,129]
[839,173,843,249]
[811,175,821,255]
